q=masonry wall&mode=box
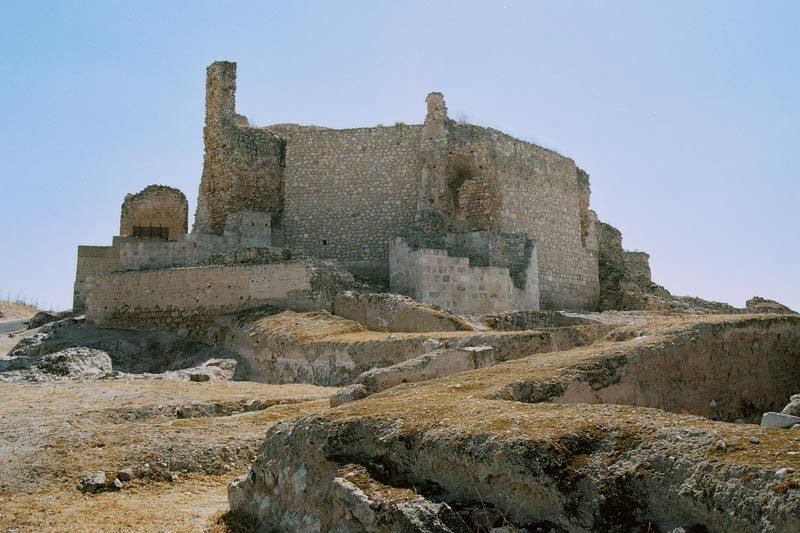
[118,233,243,270]
[390,237,538,314]
[481,128,599,310]
[194,62,284,235]
[120,185,188,240]
[280,125,423,278]
[73,244,121,311]
[623,251,652,282]
[86,262,313,335]
[443,231,534,290]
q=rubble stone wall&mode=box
[623,251,652,281]
[118,233,242,270]
[193,61,284,235]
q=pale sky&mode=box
[1,0,798,311]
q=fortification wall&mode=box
[118,233,242,270]
[389,237,538,314]
[281,125,423,278]
[443,231,534,290]
[73,244,120,311]
[86,262,314,335]
[119,185,188,240]
[624,251,652,281]
[483,129,598,310]
[194,62,284,235]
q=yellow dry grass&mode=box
[0,380,337,532]
[0,299,38,322]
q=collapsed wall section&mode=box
[85,262,315,336]
[280,125,423,279]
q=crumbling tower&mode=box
[193,61,284,235]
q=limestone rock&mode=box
[780,393,800,416]
[0,347,113,383]
[79,472,117,493]
[330,384,370,407]
[746,296,797,314]
[329,464,468,532]
[355,345,496,394]
[27,311,59,329]
[117,468,134,482]
[760,412,800,429]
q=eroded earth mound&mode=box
[229,314,800,532]
[1,300,798,532]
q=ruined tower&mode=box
[193,61,284,235]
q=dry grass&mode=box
[325,313,800,473]
[0,299,38,322]
[251,310,366,342]
[0,380,337,532]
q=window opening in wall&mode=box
[132,225,169,240]
[322,239,328,245]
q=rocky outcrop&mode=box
[0,347,113,383]
[746,296,797,315]
[331,291,472,333]
[500,315,800,422]
[219,310,614,385]
[332,346,496,406]
[229,314,800,531]
[761,393,800,429]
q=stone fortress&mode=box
[74,61,658,330]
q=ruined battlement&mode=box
[188,61,601,310]
[74,60,660,317]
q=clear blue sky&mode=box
[1,1,798,311]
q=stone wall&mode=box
[224,210,272,247]
[118,233,240,270]
[119,185,188,240]
[73,244,120,311]
[193,62,284,235]
[187,63,608,311]
[81,62,650,316]
[86,262,316,336]
[280,124,423,278]
[443,231,534,290]
[480,310,601,330]
[623,251,652,282]
[596,221,668,310]
[596,221,625,310]
[389,236,539,314]
[486,129,599,310]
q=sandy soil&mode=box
[0,379,337,532]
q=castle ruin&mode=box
[74,61,653,330]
